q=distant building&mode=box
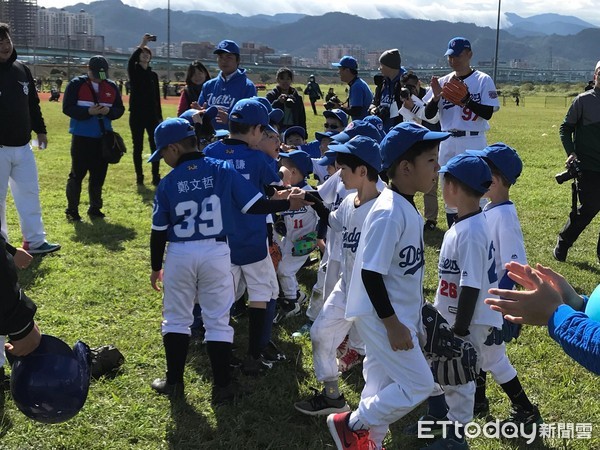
[181,41,214,59]
[240,42,275,63]
[317,44,366,67]
[0,0,37,46]
[37,7,100,51]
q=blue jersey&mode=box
[152,154,262,243]
[204,139,281,265]
[198,69,257,130]
[348,77,373,120]
[379,74,402,132]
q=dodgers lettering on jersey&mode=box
[152,156,262,243]
[433,212,502,328]
[345,188,425,331]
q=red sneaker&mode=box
[338,348,364,373]
[327,411,376,450]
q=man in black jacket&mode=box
[128,34,163,186]
[0,23,60,255]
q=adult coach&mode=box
[554,61,600,263]
[128,34,163,186]
[198,40,257,130]
[332,56,373,121]
[0,23,60,255]
[424,37,500,227]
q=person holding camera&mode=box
[128,33,163,186]
[266,67,306,133]
[554,61,600,263]
[332,56,373,121]
[368,49,405,132]
[304,75,323,115]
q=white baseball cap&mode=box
[595,60,600,72]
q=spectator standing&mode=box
[368,49,404,132]
[0,23,60,255]
[304,74,323,116]
[128,33,163,186]
[266,67,306,132]
[177,60,211,117]
[63,56,125,221]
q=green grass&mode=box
[1,98,599,449]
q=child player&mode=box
[468,143,542,427]
[294,136,382,416]
[274,150,319,323]
[148,118,308,403]
[327,123,450,450]
[420,153,500,449]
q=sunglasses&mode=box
[323,123,340,130]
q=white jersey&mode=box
[346,188,425,334]
[424,70,499,132]
[329,193,378,290]
[483,201,527,289]
[279,183,318,244]
[433,211,502,328]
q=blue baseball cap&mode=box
[439,153,492,194]
[279,150,313,176]
[327,136,382,171]
[332,55,358,70]
[149,118,196,162]
[323,108,348,127]
[315,130,336,141]
[214,39,240,55]
[466,143,522,185]
[362,115,386,140]
[316,151,337,167]
[229,98,277,134]
[445,37,471,56]
[332,120,383,144]
[283,126,308,143]
[255,96,284,124]
[178,106,218,126]
[380,122,451,170]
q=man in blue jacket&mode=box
[198,40,257,130]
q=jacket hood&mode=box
[0,49,18,68]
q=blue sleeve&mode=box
[229,167,263,213]
[498,271,514,290]
[548,304,600,375]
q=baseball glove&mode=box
[442,76,470,106]
[421,303,461,359]
[291,231,318,257]
[90,345,125,379]
[430,338,478,385]
[484,319,522,346]
[269,241,282,271]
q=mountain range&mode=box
[60,0,599,69]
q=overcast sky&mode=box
[37,0,600,28]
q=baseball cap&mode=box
[332,55,358,70]
[323,108,349,126]
[445,37,472,56]
[362,115,386,140]
[439,153,492,194]
[379,49,401,70]
[595,60,600,72]
[255,97,284,124]
[214,40,240,55]
[316,151,337,167]
[315,130,336,142]
[466,142,522,185]
[380,122,451,170]
[283,126,308,143]
[178,106,218,126]
[327,136,382,171]
[279,150,313,176]
[149,118,196,162]
[332,120,383,144]
[89,56,109,80]
[229,98,277,134]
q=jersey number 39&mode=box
[173,195,223,238]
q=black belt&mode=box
[216,236,227,243]
[447,130,480,137]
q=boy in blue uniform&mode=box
[148,118,308,402]
[204,99,286,374]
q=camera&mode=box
[324,95,341,110]
[284,95,295,106]
[555,158,582,184]
[147,34,157,42]
[399,87,411,100]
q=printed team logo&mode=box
[489,90,498,99]
[218,41,228,49]
[398,244,425,275]
[343,121,355,132]
[439,256,460,275]
[18,81,28,95]
[187,164,197,171]
[342,226,361,253]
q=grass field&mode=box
[1,94,599,449]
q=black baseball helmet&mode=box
[10,335,91,423]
